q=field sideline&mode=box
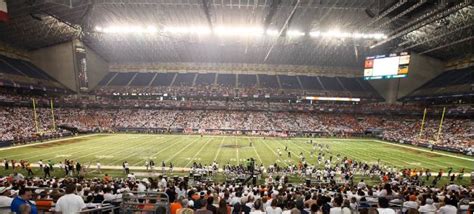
[0,134,472,173]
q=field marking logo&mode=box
[140,157,157,160]
[55,154,71,158]
[96,155,114,159]
[185,157,201,161]
[405,162,421,166]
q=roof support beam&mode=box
[263,0,281,31]
[263,0,300,62]
[375,0,427,30]
[420,35,474,54]
[367,0,409,27]
[400,22,474,50]
[201,0,213,31]
[370,0,472,49]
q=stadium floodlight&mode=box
[214,26,264,36]
[266,29,279,36]
[146,26,158,33]
[162,26,211,35]
[352,33,365,39]
[317,29,386,40]
[287,30,305,37]
[309,31,321,37]
[322,29,351,38]
[96,25,158,34]
[94,24,386,40]
[370,33,387,39]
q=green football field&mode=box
[0,134,472,172]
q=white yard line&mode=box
[213,136,226,162]
[164,138,201,163]
[374,140,474,162]
[235,138,240,165]
[130,136,186,166]
[99,136,159,165]
[248,137,263,164]
[131,136,190,165]
[10,135,144,163]
[0,134,102,151]
[259,138,289,167]
[184,138,213,167]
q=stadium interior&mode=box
[0,0,473,213]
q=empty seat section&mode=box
[356,79,377,93]
[174,73,196,86]
[406,68,474,98]
[338,77,363,91]
[299,76,324,90]
[108,72,136,86]
[0,58,23,75]
[151,73,176,86]
[2,57,44,79]
[258,74,279,88]
[319,77,343,91]
[195,73,216,86]
[425,70,465,88]
[278,75,300,89]
[238,74,257,87]
[451,69,473,85]
[217,74,236,87]
[129,73,155,86]
[97,72,117,86]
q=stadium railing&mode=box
[120,191,170,214]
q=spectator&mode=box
[55,183,86,214]
[437,197,458,214]
[10,188,37,214]
[376,197,395,214]
[0,187,13,213]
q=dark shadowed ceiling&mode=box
[0,0,473,68]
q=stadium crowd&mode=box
[0,106,472,154]
[0,152,472,214]
[0,88,472,153]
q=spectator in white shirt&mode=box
[329,197,351,214]
[357,180,366,190]
[265,199,282,214]
[55,183,86,214]
[103,188,121,202]
[402,195,419,213]
[377,197,396,214]
[418,198,436,214]
[437,197,458,214]
[0,187,13,214]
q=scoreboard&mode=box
[364,52,410,80]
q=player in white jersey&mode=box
[96,162,101,173]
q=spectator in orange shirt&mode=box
[170,197,183,214]
[103,173,112,183]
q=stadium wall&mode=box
[30,41,76,91]
[80,42,108,91]
[30,40,108,92]
[369,53,444,103]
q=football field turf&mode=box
[0,134,472,172]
